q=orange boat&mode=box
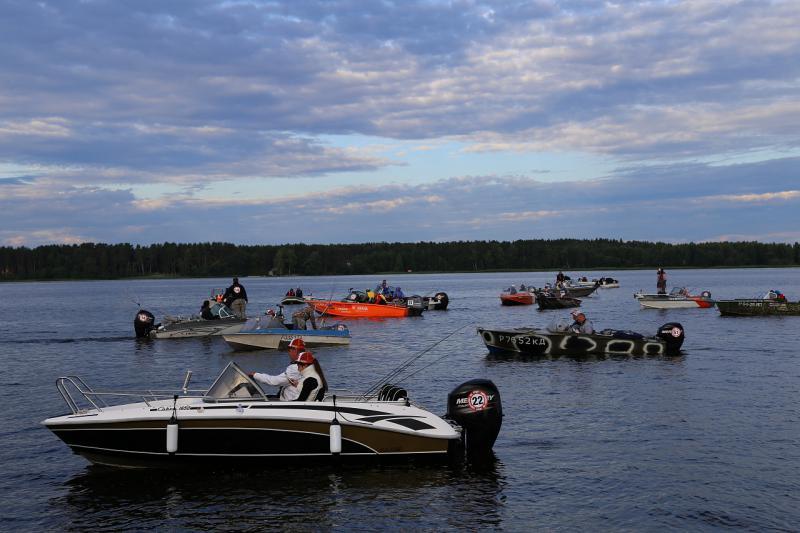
[500,286,535,306]
[309,297,425,318]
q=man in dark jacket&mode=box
[224,277,248,318]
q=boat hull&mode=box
[636,296,715,309]
[223,328,352,351]
[151,318,246,339]
[477,326,682,357]
[717,299,800,316]
[280,296,306,305]
[537,296,581,310]
[309,300,422,318]
[44,399,457,467]
[500,293,533,306]
[560,286,597,298]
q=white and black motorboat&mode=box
[594,277,620,289]
[477,321,685,357]
[43,362,502,467]
[134,302,247,339]
[634,287,715,309]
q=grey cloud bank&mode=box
[1,0,798,245]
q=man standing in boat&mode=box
[657,268,667,294]
[292,304,317,330]
[224,277,248,318]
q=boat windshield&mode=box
[204,362,267,402]
[210,302,236,319]
[669,287,688,296]
[240,316,287,332]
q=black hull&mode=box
[49,420,451,468]
[280,297,306,305]
[537,296,581,310]
[477,327,682,357]
[717,300,800,316]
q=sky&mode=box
[1,0,799,247]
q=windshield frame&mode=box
[203,362,268,403]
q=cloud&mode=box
[3,157,799,246]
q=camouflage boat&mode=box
[717,299,800,316]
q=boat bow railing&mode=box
[55,376,206,414]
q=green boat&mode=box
[717,296,800,316]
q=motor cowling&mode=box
[657,322,685,354]
[405,295,425,316]
[431,292,449,310]
[446,379,502,457]
[134,309,156,338]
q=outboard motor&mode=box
[446,379,502,457]
[429,292,449,310]
[405,295,425,316]
[657,322,685,354]
[134,309,156,338]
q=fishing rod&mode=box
[361,321,473,399]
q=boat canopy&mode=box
[204,362,268,402]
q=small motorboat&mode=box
[717,290,800,316]
[634,287,715,309]
[43,362,502,467]
[572,277,598,288]
[223,315,351,351]
[134,301,246,339]
[308,292,425,318]
[556,281,598,298]
[423,292,450,310]
[280,296,306,305]
[536,294,581,310]
[477,322,685,357]
[500,285,535,306]
[594,277,620,289]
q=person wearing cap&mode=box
[569,311,594,334]
[223,277,248,318]
[287,337,306,360]
[656,268,667,294]
[249,349,327,401]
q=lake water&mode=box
[2,269,799,531]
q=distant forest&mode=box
[2,239,799,281]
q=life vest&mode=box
[298,365,324,401]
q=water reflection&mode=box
[55,457,506,530]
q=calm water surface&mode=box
[2,269,799,531]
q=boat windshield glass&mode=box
[204,363,267,402]
[240,316,287,332]
[210,302,236,319]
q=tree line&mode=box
[1,239,799,281]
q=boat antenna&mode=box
[361,322,472,399]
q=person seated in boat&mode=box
[249,350,328,401]
[519,283,527,291]
[292,304,317,330]
[295,287,303,298]
[507,286,517,294]
[287,337,306,360]
[200,300,219,320]
[286,288,295,297]
[569,311,594,334]
[374,292,387,305]
[394,286,405,300]
[366,288,376,302]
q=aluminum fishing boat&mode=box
[717,290,800,316]
[634,287,715,309]
[134,302,246,339]
[43,363,502,468]
[223,316,351,351]
[477,321,685,357]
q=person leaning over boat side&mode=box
[569,311,594,334]
[249,350,327,401]
[292,304,317,330]
[200,300,219,320]
[224,277,248,318]
[657,268,667,294]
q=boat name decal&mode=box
[154,405,193,411]
[498,335,546,345]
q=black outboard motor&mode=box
[657,322,685,354]
[405,295,425,316]
[427,292,450,310]
[446,379,502,457]
[134,309,156,338]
